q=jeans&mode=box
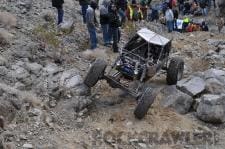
[118,9,126,25]
[81,5,88,23]
[101,24,109,45]
[202,8,207,16]
[87,25,97,49]
[109,27,119,52]
[57,8,64,25]
[166,20,173,32]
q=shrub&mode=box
[0,11,17,28]
[33,23,60,48]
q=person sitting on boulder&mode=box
[201,21,209,31]
[52,0,64,25]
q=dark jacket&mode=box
[115,0,127,11]
[52,0,64,8]
[79,0,90,6]
[109,11,121,28]
[173,9,179,19]
[100,14,109,25]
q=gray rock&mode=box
[54,96,92,125]
[59,20,74,32]
[3,142,16,149]
[0,28,12,46]
[196,94,225,123]
[12,66,29,80]
[14,82,26,90]
[28,108,42,117]
[0,56,7,66]
[22,143,33,149]
[43,63,60,75]
[71,84,91,96]
[65,75,82,88]
[160,86,193,114]
[219,49,225,56]
[0,66,8,76]
[59,69,79,86]
[0,99,16,123]
[205,78,225,94]
[9,97,23,110]
[204,68,225,84]
[177,76,206,97]
[207,39,225,47]
[25,62,42,74]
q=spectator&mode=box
[178,0,184,14]
[52,0,64,25]
[217,17,224,33]
[182,16,190,31]
[165,6,174,32]
[183,0,191,15]
[115,0,127,26]
[100,0,110,46]
[149,6,159,22]
[109,4,121,52]
[79,0,90,23]
[140,0,148,20]
[173,8,179,30]
[86,3,98,49]
[199,0,207,16]
[201,21,209,31]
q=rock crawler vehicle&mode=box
[84,28,184,119]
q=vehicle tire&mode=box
[83,59,107,88]
[134,87,156,119]
[166,57,184,85]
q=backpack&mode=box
[52,0,64,8]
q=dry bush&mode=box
[21,91,42,107]
[33,23,60,48]
[189,58,210,72]
[0,11,17,28]
[81,48,108,61]
[0,28,13,46]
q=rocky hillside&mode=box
[0,0,225,149]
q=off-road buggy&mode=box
[84,28,184,119]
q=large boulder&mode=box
[177,76,206,97]
[196,94,225,123]
[204,68,225,84]
[160,86,194,114]
[205,78,225,94]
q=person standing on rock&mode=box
[217,17,224,33]
[79,0,90,23]
[86,2,98,49]
[52,0,64,25]
[100,0,110,46]
[165,6,174,32]
[109,4,121,52]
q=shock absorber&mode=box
[140,65,147,82]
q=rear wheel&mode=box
[134,87,156,119]
[167,57,184,85]
[83,59,107,88]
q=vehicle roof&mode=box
[137,28,170,46]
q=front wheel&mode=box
[83,59,107,88]
[166,57,184,85]
[134,87,156,119]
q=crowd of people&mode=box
[51,0,224,50]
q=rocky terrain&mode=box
[0,0,225,149]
